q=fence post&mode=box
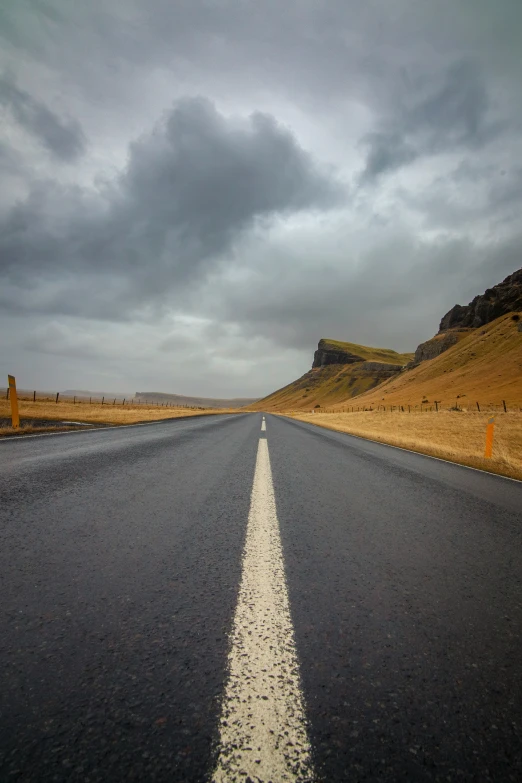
[502,400,507,413]
[102,397,104,405]
[33,390,36,402]
[476,402,480,412]
[484,416,495,458]
[56,392,60,404]
[8,375,20,429]
[113,398,116,405]
[123,398,125,406]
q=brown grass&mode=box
[352,313,522,409]
[0,397,237,430]
[283,409,522,481]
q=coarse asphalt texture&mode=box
[1,412,521,782]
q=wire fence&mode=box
[303,400,522,414]
[0,389,207,410]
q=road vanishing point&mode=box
[1,413,521,782]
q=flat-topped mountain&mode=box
[250,340,413,411]
[313,339,409,369]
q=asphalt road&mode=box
[1,413,521,782]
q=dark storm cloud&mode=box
[0,73,86,160]
[360,61,500,181]
[0,97,343,316]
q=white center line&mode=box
[212,438,314,783]
[261,419,266,431]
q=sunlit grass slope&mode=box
[250,340,413,411]
[351,313,522,409]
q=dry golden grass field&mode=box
[353,313,522,410]
[285,409,522,481]
[0,397,234,437]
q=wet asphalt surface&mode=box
[1,412,522,782]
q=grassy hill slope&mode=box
[250,340,413,411]
[351,313,522,409]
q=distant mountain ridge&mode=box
[135,392,257,408]
[61,390,258,408]
[62,389,132,398]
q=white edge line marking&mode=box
[280,415,522,484]
[212,437,314,783]
[0,414,233,443]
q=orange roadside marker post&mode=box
[484,416,495,458]
[8,375,20,429]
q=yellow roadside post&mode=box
[8,375,20,429]
[484,416,495,458]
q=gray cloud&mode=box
[0,97,343,317]
[0,140,23,175]
[405,61,489,146]
[0,73,86,160]
[211,227,522,356]
[0,1,521,397]
[361,132,417,181]
[360,60,503,181]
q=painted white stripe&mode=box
[261,420,266,431]
[212,438,314,782]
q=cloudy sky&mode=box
[1,1,521,397]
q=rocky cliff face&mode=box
[413,332,460,364]
[312,340,364,367]
[359,361,405,377]
[408,266,522,367]
[438,268,522,332]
